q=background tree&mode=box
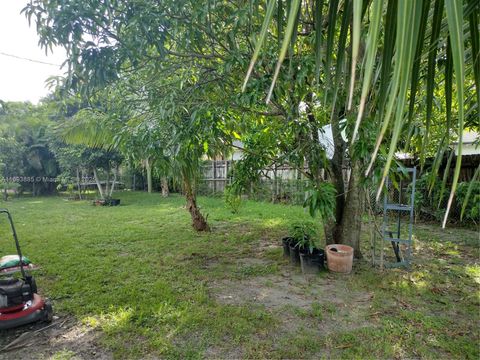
[0,101,60,195]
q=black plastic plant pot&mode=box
[282,237,293,258]
[300,248,326,274]
[103,199,121,206]
[109,199,121,206]
[289,244,301,265]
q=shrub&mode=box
[224,185,242,214]
[456,181,480,222]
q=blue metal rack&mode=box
[374,167,416,269]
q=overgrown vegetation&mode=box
[415,172,480,224]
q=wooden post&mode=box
[225,160,229,187]
[213,160,216,194]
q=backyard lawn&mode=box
[0,192,478,359]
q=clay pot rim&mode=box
[326,244,354,256]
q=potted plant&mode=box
[287,221,325,273]
[282,236,293,258]
[105,196,121,206]
[92,196,121,206]
[288,221,317,266]
[300,247,325,274]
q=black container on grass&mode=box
[299,248,325,274]
[107,199,121,206]
[289,243,301,265]
[282,237,293,258]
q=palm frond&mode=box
[443,0,465,228]
[351,0,382,143]
[242,0,277,92]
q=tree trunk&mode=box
[76,167,82,200]
[93,168,105,199]
[183,176,209,231]
[145,158,153,193]
[161,177,169,197]
[334,162,364,258]
[109,166,118,197]
[325,114,363,258]
[321,112,345,246]
[106,167,110,197]
[81,169,86,194]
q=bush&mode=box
[224,185,242,214]
[456,181,480,222]
[413,173,479,223]
[0,182,21,191]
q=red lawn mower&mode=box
[0,209,52,330]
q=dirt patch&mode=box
[0,316,111,360]
[207,257,375,357]
[213,267,371,308]
[211,258,374,325]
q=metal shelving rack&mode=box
[374,167,416,269]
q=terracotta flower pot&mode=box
[326,244,353,273]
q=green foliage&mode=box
[456,181,480,222]
[224,185,242,214]
[289,220,318,253]
[0,101,60,195]
[413,173,449,221]
[414,172,479,223]
[20,0,479,238]
[0,182,21,191]
[243,0,478,225]
[303,182,336,220]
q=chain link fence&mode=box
[198,160,313,205]
[199,160,478,227]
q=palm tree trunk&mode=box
[161,177,169,197]
[109,166,118,197]
[145,158,153,193]
[106,167,110,196]
[76,167,82,200]
[93,168,105,199]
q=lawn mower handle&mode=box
[0,208,27,279]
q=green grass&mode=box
[0,192,478,359]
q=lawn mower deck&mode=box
[0,209,52,331]
[0,293,52,330]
